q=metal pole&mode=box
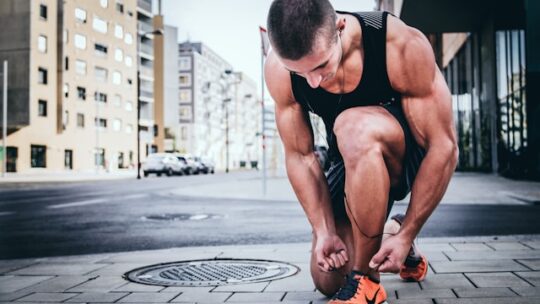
[137,70,141,179]
[2,61,7,177]
[96,91,100,174]
[260,46,267,195]
[225,102,229,173]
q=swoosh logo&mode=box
[365,288,380,304]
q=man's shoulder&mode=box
[264,51,296,106]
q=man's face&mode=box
[279,33,342,89]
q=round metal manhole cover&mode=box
[123,259,300,286]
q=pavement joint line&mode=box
[520,242,536,250]
[512,271,536,287]
[514,259,534,271]
[462,273,478,288]
[509,286,523,296]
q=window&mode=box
[179,74,191,86]
[112,118,122,131]
[38,35,47,53]
[95,148,105,167]
[74,34,86,49]
[77,113,85,127]
[38,67,47,84]
[75,59,86,75]
[112,70,122,85]
[31,145,46,168]
[125,55,133,67]
[65,150,73,170]
[92,16,107,33]
[77,86,86,100]
[62,110,69,130]
[179,89,191,102]
[125,124,133,134]
[100,0,108,8]
[64,56,69,71]
[75,8,86,23]
[114,48,123,61]
[127,78,132,85]
[114,24,123,39]
[95,66,108,82]
[94,43,108,56]
[38,100,47,117]
[179,57,191,70]
[116,1,124,13]
[181,126,187,140]
[94,91,107,103]
[64,83,69,97]
[124,33,133,45]
[125,100,133,111]
[180,106,191,119]
[63,29,68,44]
[114,94,121,107]
[95,117,107,129]
[39,4,47,20]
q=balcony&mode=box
[137,22,154,34]
[139,42,153,56]
[139,65,153,79]
[137,0,152,14]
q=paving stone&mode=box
[0,290,35,302]
[397,288,455,299]
[117,292,178,302]
[381,276,421,292]
[466,272,532,288]
[450,243,494,251]
[424,251,451,262]
[392,300,433,304]
[224,302,308,304]
[114,282,165,292]
[445,250,540,261]
[8,263,107,276]
[85,263,150,276]
[67,275,129,292]
[0,260,38,275]
[160,286,214,293]
[419,274,475,289]
[16,292,79,302]
[20,275,94,293]
[213,282,269,292]
[170,290,232,302]
[415,242,456,252]
[435,297,540,304]
[430,260,527,273]
[453,287,516,298]
[486,242,532,251]
[522,241,540,249]
[225,292,285,302]
[264,274,316,292]
[282,291,326,301]
[515,271,540,286]
[510,286,540,297]
[0,275,53,293]
[65,291,129,302]
[517,259,540,270]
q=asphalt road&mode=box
[1,172,539,259]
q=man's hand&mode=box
[369,233,411,273]
[314,233,349,272]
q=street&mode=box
[1,172,539,259]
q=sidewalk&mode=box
[1,235,539,303]
[0,169,137,184]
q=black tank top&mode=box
[290,11,401,161]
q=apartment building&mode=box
[0,0,139,173]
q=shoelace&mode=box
[332,273,362,300]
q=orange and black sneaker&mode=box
[390,213,429,282]
[328,271,388,304]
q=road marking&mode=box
[123,194,148,200]
[0,211,15,216]
[48,199,107,209]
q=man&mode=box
[264,0,458,303]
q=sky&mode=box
[160,0,376,95]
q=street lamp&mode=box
[137,29,163,179]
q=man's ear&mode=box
[336,16,346,33]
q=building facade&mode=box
[0,0,140,173]
[377,0,540,180]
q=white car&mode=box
[142,153,185,177]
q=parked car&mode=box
[142,153,185,177]
[314,145,330,171]
[187,155,205,174]
[175,154,196,175]
[200,157,215,174]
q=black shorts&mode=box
[326,102,426,220]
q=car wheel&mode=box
[157,172,162,177]
[143,171,149,177]
[166,168,173,176]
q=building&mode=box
[176,41,262,171]
[0,0,139,173]
[136,0,158,158]
[377,0,540,180]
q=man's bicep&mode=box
[275,102,314,155]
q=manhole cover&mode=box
[123,259,299,286]
[141,213,223,221]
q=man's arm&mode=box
[370,17,458,272]
[265,51,348,272]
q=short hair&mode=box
[267,0,337,60]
